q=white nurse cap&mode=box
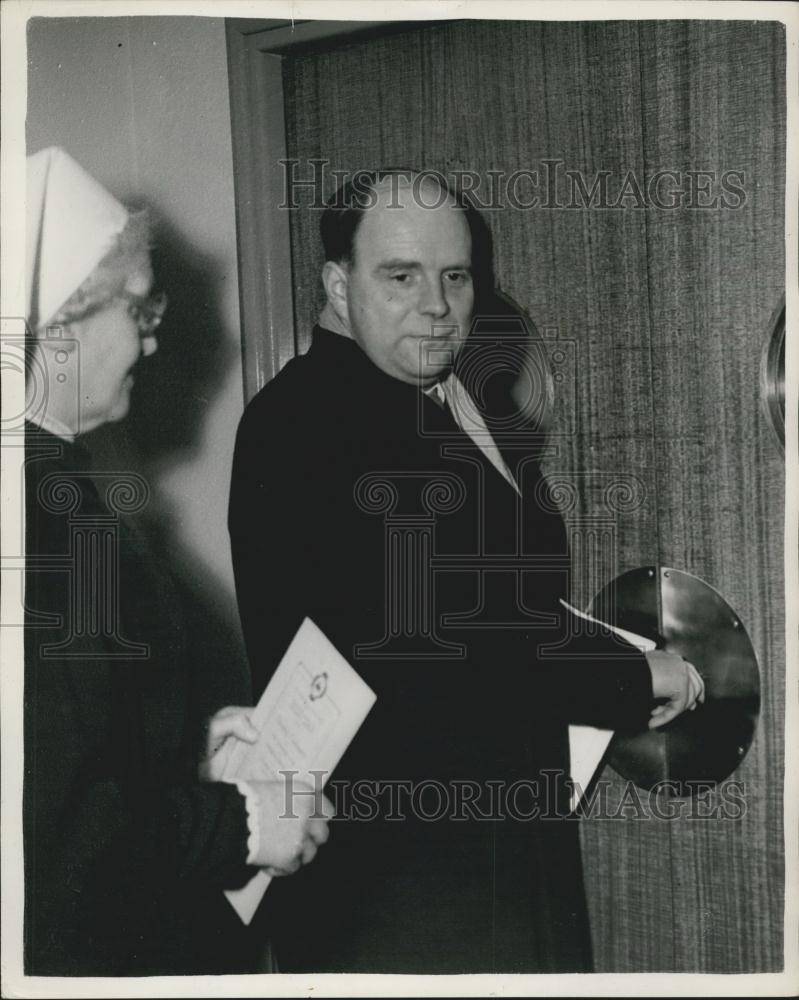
[26,147,129,330]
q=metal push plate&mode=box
[589,567,761,792]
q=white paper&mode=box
[561,600,656,811]
[221,618,376,924]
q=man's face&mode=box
[342,179,474,386]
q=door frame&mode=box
[226,18,426,401]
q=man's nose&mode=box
[140,334,158,357]
[418,277,450,318]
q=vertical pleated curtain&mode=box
[282,20,785,971]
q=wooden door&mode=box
[229,17,786,972]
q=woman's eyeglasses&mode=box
[119,290,168,337]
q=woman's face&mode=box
[73,255,157,432]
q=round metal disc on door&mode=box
[589,567,760,792]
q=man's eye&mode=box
[390,272,411,283]
[445,271,470,284]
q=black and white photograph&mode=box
[1,1,796,995]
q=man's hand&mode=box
[199,705,259,782]
[645,650,706,729]
[247,780,334,876]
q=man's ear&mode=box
[322,260,352,329]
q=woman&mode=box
[23,147,329,976]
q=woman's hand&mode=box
[246,780,334,876]
[199,705,258,782]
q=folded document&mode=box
[219,618,376,924]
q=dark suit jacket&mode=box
[23,424,262,976]
[229,327,653,973]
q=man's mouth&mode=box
[421,341,458,370]
[429,325,459,339]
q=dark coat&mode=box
[229,327,653,973]
[23,424,262,976]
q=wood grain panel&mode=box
[637,20,786,971]
[579,772,678,971]
[279,18,785,972]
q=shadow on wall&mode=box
[457,204,555,440]
[128,219,238,461]
[86,218,250,696]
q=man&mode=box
[23,148,330,975]
[229,169,702,972]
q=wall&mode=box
[27,17,247,648]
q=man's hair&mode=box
[48,210,153,327]
[320,168,476,265]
